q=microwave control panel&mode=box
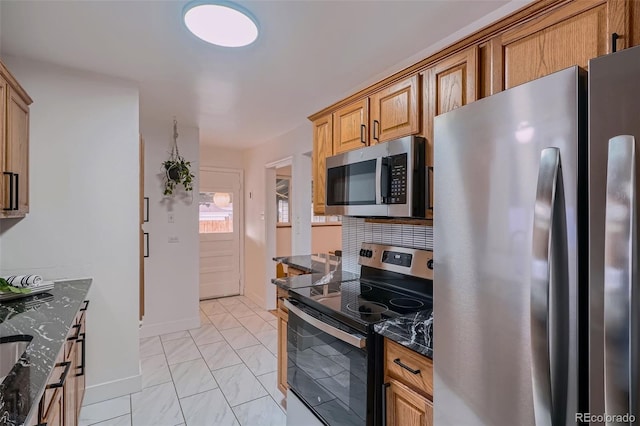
[388,153,407,204]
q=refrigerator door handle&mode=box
[604,135,637,422]
[531,147,570,426]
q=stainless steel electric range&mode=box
[285,243,433,426]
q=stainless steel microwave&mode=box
[325,135,427,217]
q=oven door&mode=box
[285,300,368,426]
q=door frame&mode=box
[199,166,245,298]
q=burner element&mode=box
[389,298,425,309]
[346,301,389,315]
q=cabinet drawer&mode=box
[385,339,433,398]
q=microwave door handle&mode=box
[604,135,636,421]
[375,158,383,205]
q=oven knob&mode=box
[366,250,373,258]
[359,249,365,256]
[427,259,434,270]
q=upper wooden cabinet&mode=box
[370,75,420,144]
[500,0,611,89]
[312,114,332,215]
[333,98,368,154]
[1,60,32,219]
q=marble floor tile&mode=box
[236,345,277,376]
[209,313,242,330]
[252,328,278,347]
[200,300,227,315]
[139,336,163,359]
[169,358,218,398]
[159,330,190,342]
[131,382,183,426]
[221,327,260,350]
[162,337,202,365]
[79,395,131,426]
[239,297,260,310]
[141,354,172,389]
[92,414,132,426]
[229,304,258,319]
[199,311,211,324]
[256,371,282,403]
[255,310,277,321]
[179,389,239,426]
[213,363,268,407]
[199,340,243,371]
[267,319,278,329]
[189,324,224,346]
[218,296,244,307]
[241,314,274,335]
[233,396,286,426]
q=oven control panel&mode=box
[358,242,433,280]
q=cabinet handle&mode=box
[80,300,90,312]
[427,166,434,211]
[67,323,81,341]
[3,172,13,211]
[144,233,150,258]
[382,382,390,426]
[46,361,71,389]
[612,32,620,53]
[373,120,380,142]
[360,124,366,144]
[393,358,421,375]
[13,173,19,210]
[143,197,149,222]
[77,333,86,377]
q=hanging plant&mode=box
[162,119,195,196]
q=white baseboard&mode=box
[83,372,142,406]
[138,316,201,339]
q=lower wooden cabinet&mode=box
[384,338,433,426]
[386,379,433,426]
[277,303,288,395]
[32,301,88,426]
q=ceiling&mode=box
[1,0,520,149]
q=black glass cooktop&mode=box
[289,279,432,332]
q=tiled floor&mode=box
[79,296,286,426]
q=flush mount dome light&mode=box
[183,1,259,47]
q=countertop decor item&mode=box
[162,118,194,196]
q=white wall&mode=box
[139,118,200,338]
[244,124,312,308]
[200,145,243,169]
[0,56,141,404]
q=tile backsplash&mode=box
[341,216,433,273]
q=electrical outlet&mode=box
[168,236,179,243]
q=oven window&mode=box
[287,310,367,426]
[326,159,377,206]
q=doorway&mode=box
[199,168,243,300]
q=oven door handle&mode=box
[284,299,366,349]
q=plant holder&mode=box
[162,119,194,196]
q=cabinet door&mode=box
[369,75,420,144]
[386,379,433,426]
[501,1,608,89]
[332,99,368,154]
[277,309,288,395]
[423,46,477,220]
[6,87,29,215]
[312,114,332,215]
[0,75,6,213]
[63,340,77,426]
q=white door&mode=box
[199,169,242,299]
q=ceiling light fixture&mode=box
[183,1,259,48]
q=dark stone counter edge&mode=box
[0,279,92,426]
[272,256,315,273]
[375,327,433,359]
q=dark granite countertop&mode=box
[272,254,359,290]
[0,279,92,426]
[374,310,433,359]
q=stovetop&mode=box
[289,278,432,332]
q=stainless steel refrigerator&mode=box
[433,45,640,426]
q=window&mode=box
[199,192,233,233]
[277,178,290,224]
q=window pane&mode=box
[276,178,290,223]
[199,192,233,233]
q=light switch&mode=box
[168,213,175,223]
